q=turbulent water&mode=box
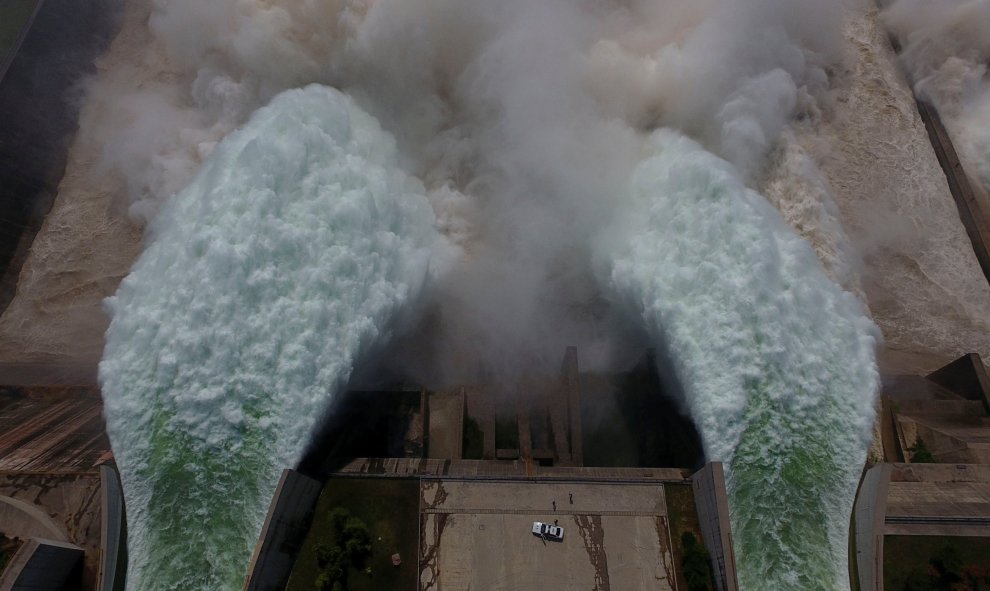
[85,2,896,589]
[601,130,879,590]
[99,85,446,590]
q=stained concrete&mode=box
[691,462,739,591]
[419,480,675,591]
[427,390,464,460]
[335,457,687,481]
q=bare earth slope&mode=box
[765,6,990,374]
[1,4,988,376]
[0,0,163,364]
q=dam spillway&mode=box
[0,1,981,591]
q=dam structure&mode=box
[2,1,990,591]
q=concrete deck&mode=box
[335,457,688,481]
[427,391,464,460]
[419,480,675,591]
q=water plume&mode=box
[95,1,884,589]
[598,130,879,590]
[883,0,990,199]
[99,85,449,590]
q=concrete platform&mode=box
[427,390,464,460]
[419,480,675,590]
[335,457,688,481]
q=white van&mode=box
[532,521,564,541]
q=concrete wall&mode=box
[98,464,126,591]
[927,353,990,413]
[691,462,739,591]
[561,346,583,466]
[853,463,891,591]
[914,100,990,283]
[0,538,83,591]
[242,469,322,591]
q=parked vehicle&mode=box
[532,521,564,541]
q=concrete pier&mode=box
[243,470,322,591]
[691,462,739,591]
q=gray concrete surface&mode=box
[427,391,464,460]
[243,470,322,591]
[914,99,990,283]
[335,457,687,481]
[854,463,891,591]
[561,346,582,466]
[927,353,990,413]
[691,462,739,591]
[97,465,125,591]
[419,480,675,591]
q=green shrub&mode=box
[908,438,935,463]
[931,543,962,586]
[680,532,713,591]
[313,507,374,591]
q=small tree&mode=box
[314,507,374,591]
[908,438,935,463]
[680,532,713,591]
[931,543,963,587]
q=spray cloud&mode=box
[883,0,990,201]
[96,0,880,589]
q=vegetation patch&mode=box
[681,532,715,591]
[313,508,372,590]
[884,536,990,590]
[665,483,713,591]
[287,478,418,591]
[0,533,23,576]
[907,438,935,463]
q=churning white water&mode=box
[601,130,880,590]
[87,2,894,589]
[99,85,447,590]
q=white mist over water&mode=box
[92,1,888,589]
[601,131,879,590]
[883,0,990,201]
[99,85,448,590]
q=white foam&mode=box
[599,130,879,590]
[99,84,449,590]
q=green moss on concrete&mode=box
[884,536,990,590]
[665,483,712,591]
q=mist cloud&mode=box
[88,0,856,386]
[883,0,990,195]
